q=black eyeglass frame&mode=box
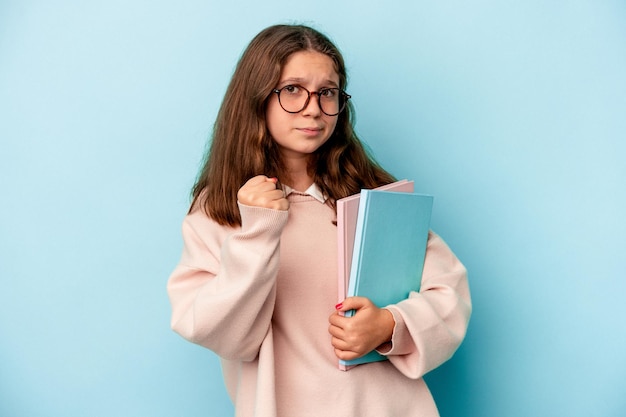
[271,85,351,116]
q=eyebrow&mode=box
[279,77,340,88]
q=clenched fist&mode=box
[237,175,289,211]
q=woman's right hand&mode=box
[237,175,289,211]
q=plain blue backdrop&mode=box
[1,1,625,416]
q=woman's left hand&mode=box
[328,297,395,361]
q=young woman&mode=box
[167,24,471,417]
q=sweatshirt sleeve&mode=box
[381,232,472,379]
[167,203,288,361]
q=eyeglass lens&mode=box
[276,85,347,116]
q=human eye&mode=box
[319,88,337,98]
[283,85,302,95]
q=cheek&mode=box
[326,117,339,138]
[265,101,286,138]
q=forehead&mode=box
[280,50,339,85]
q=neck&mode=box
[286,175,314,192]
[281,153,314,191]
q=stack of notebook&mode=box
[336,180,433,370]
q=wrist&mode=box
[379,308,395,344]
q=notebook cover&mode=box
[336,180,414,371]
[339,189,433,367]
[336,180,414,303]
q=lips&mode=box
[297,126,323,134]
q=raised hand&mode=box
[237,175,289,211]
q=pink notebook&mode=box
[336,179,415,370]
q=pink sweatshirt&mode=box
[168,191,471,417]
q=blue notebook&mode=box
[340,189,433,367]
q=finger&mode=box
[330,336,349,351]
[329,310,354,329]
[267,198,289,211]
[249,181,280,195]
[238,177,270,200]
[249,196,282,208]
[334,348,361,361]
[328,322,344,338]
[328,311,342,327]
[244,175,271,186]
[265,189,286,201]
[243,176,280,193]
[336,296,371,313]
[240,187,283,206]
[330,332,358,351]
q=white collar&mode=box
[282,183,327,203]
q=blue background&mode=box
[1,1,625,416]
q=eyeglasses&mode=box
[272,85,351,116]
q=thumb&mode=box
[336,296,371,313]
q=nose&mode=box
[301,92,323,116]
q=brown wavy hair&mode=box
[191,24,395,226]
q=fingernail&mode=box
[269,177,278,183]
[335,303,343,310]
